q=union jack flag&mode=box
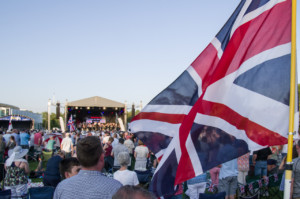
[7,116,13,131]
[129,0,297,197]
[68,115,76,132]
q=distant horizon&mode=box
[1,1,299,114]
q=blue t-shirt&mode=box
[219,158,238,179]
[20,132,30,146]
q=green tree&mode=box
[127,110,140,123]
[42,112,63,129]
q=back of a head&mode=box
[59,157,80,179]
[76,136,103,168]
[117,151,130,167]
[119,138,124,144]
[112,185,155,199]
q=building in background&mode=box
[0,103,42,130]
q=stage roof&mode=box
[67,96,125,108]
[0,103,20,110]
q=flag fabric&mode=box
[7,116,13,131]
[129,0,297,197]
[68,115,76,132]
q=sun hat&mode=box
[8,146,29,159]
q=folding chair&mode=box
[42,151,53,162]
[0,163,5,190]
[0,189,11,199]
[199,192,226,199]
[134,169,152,188]
[28,186,55,199]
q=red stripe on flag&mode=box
[190,43,220,90]
[175,99,204,184]
[131,112,186,124]
[198,100,287,146]
[209,0,291,86]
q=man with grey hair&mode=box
[112,138,129,170]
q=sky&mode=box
[0,0,299,114]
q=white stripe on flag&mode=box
[187,66,203,97]
[129,120,180,138]
[186,132,203,176]
[142,105,192,115]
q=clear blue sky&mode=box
[0,1,299,113]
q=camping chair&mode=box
[0,163,5,190]
[27,146,41,162]
[42,150,53,162]
[134,169,152,188]
[0,189,11,199]
[28,186,55,199]
[199,192,226,199]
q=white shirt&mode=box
[113,170,139,186]
[61,137,73,153]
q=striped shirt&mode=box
[54,170,122,199]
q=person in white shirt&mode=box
[113,151,139,186]
[134,140,149,171]
[60,133,74,158]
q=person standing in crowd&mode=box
[20,130,30,160]
[54,136,122,199]
[112,133,119,148]
[7,136,16,155]
[252,147,272,178]
[134,140,149,171]
[112,138,129,170]
[237,152,250,185]
[59,157,81,180]
[124,134,135,155]
[34,131,43,152]
[60,133,73,158]
[103,137,114,172]
[11,129,20,146]
[4,146,30,198]
[291,140,300,199]
[0,135,6,163]
[102,131,110,144]
[43,151,65,187]
[209,166,221,187]
[3,131,12,146]
[113,152,139,186]
[218,158,238,199]
[46,136,56,152]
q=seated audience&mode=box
[43,151,65,187]
[54,136,122,199]
[113,151,139,186]
[4,146,30,198]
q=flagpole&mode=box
[284,0,297,198]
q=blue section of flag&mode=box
[135,131,171,154]
[234,54,290,105]
[190,124,248,172]
[149,150,178,198]
[245,0,271,15]
[216,0,246,52]
[149,71,198,106]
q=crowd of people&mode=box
[0,127,299,199]
[76,122,119,131]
